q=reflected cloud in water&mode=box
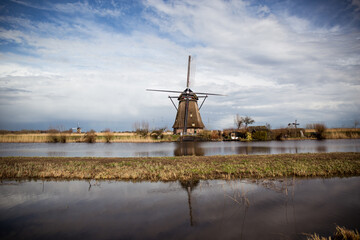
[0,178,359,239]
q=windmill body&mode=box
[147,56,223,135]
[172,89,205,134]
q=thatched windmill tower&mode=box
[147,56,223,135]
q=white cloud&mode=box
[10,0,122,17]
[0,0,359,130]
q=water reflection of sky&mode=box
[0,178,359,240]
[0,139,359,157]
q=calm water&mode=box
[0,177,359,240]
[0,139,359,157]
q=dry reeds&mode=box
[0,134,66,143]
[0,132,177,143]
[307,226,360,240]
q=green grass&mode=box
[1,152,360,181]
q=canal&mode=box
[0,177,359,240]
[0,139,359,157]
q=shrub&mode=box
[134,121,149,138]
[211,130,221,140]
[47,134,59,143]
[59,134,67,143]
[252,131,268,141]
[136,129,149,138]
[84,130,97,143]
[245,132,252,141]
[197,130,212,141]
[150,128,166,140]
[103,129,114,143]
[271,129,287,141]
[310,123,327,140]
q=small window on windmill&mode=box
[190,113,193,118]
[192,123,195,127]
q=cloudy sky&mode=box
[0,0,359,131]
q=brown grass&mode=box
[0,134,60,143]
[307,226,360,240]
[305,128,360,139]
[1,152,360,181]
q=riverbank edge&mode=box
[1,152,360,181]
[1,128,360,143]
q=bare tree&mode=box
[133,121,150,137]
[234,114,244,129]
[354,120,359,129]
[243,116,255,128]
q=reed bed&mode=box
[1,152,359,181]
[0,134,52,143]
[305,128,360,139]
[0,133,176,143]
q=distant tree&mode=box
[48,128,59,134]
[243,116,255,128]
[234,114,244,129]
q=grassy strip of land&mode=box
[1,152,360,181]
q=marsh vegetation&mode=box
[1,152,359,180]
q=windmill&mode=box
[147,56,223,135]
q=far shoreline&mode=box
[0,127,359,143]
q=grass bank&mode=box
[1,152,359,181]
